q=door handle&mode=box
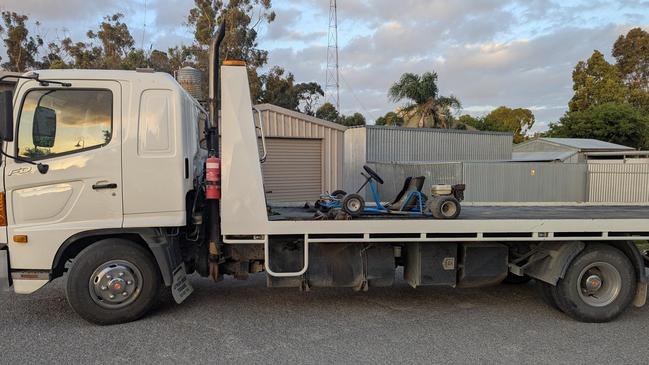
[92,182,118,190]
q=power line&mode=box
[339,70,378,121]
[141,0,148,50]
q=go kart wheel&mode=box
[431,196,461,219]
[331,190,347,200]
[342,194,365,217]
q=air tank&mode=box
[176,66,203,101]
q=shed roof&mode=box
[350,125,513,136]
[512,151,578,162]
[535,138,634,151]
[254,103,347,132]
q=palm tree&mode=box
[388,72,461,128]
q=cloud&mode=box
[263,1,649,129]
[2,0,648,132]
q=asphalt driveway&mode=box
[1,273,648,364]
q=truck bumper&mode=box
[0,247,10,292]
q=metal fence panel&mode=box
[367,162,462,200]
[365,162,588,203]
[463,162,588,202]
[588,163,649,202]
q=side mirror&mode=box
[33,106,57,148]
[0,91,14,142]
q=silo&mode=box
[176,66,203,101]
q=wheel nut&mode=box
[106,275,112,280]
[109,294,115,299]
[122,292,128,296]
[119,272,124,277]
[127,280,133,285]
[100,286,107,291]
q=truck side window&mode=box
[198,111,208,150]
[17,89,112,160]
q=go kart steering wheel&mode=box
[363,165,384,184]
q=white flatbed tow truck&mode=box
[1,25,648,324]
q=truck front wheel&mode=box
[66,238,162,325]
[553,245,636,323]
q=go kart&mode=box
[315,165,465,220]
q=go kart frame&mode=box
[315,165,466,220]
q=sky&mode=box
[1,0,649,132]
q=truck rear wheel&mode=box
[553,245,636,323]
[66,238,162,325]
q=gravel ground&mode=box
[1,273,649,364]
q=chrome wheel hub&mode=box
[577,262,621,307]
[90,260,142,309]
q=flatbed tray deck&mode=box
[269,205,649,221]
[238,204,649,244]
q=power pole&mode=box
[325,0,340,111]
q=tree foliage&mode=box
[375,111,405,127]
[186,0,275,99]
[547,103,649,149]
[569,50,627,112]
[339,112,366,127]
[316,102,340,123]
[613,28,649,113]
[257,66,324,114]
[464,107,535,143]
[294,82,323,116]
[0,11,43,72]
[388,72,461,128]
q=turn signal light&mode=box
[13,235,28,244]
[0,192,6,226]
[223,60,246,66]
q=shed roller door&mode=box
[261,138,323,202]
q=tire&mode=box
[503,273,532,284]
[331,190,347,200]
[342,194,365,217]
[553,245,636,323]
[535,280,561,311]
[66,238,162,325]
[431,196,461,219]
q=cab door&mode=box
[5,80,123,270]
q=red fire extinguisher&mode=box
[205,156,221,200]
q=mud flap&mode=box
[0,249,10,292]
[171,264,193,304]
[634,269,649,307]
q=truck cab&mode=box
[0,70,205,296]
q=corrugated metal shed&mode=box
[254,104,346,201]
[344,126,513,192]
[364,126,513,162]
[540,138,634,151]
[514,138,635,163]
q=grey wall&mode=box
[365,127,513,163]
[367,162,588,203]
[343,126,514,193]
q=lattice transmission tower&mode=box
[325,0,340,111]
